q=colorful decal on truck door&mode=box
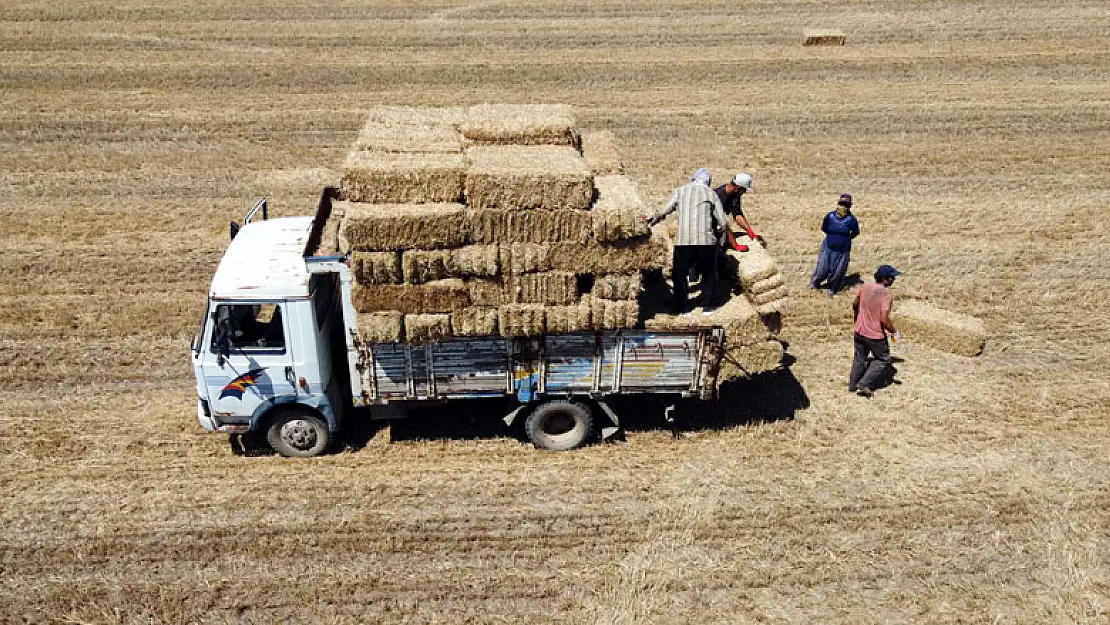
[219,368,267,400]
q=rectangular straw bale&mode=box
[509,271,578,305]
[356,312,404,344]
[465,145,593,211]
[593,273,642,301]
[352,280,471,314]
[401,249,452,284]
[467,278,513,307]
[470,209,592,244]
[498,304,547,337]
[451,307,499,337]
[451,244,500,276]
[461,104,580,147]
[353,122,464,154]
[716,340,784,383]
[588,297,640,330]
[894,299,987,357]
[405,313,452,344]
[340,151,466,204]
[746,273,785,296]
[550,239,667,274]
[352,251,402,285]
[402,245,500,283]
[363,106,468,127]
[580,130,623,175]
[728,239,780,285]
[645,294,770,346]
[591,174,650,242]
[337,201,469,252]
[545,300,595,334]
[803,29,846,46]
[756,298,790,317]
[751,285,789,306]
[500,243,553,274]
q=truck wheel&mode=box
[266,408,330,458]
[525,400,594,451]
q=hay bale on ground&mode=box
[500,243,553,274]
[405,313,452,344]
[465,145,593,211]
[510,271,578,305]
[644,295,770,346]
[546,300,594,334]
[338,201,469,251]
[402,245,500,283]
[340,152,466,204]
[363,106,468,127]
[451,307,499,337]
[351,251,402,285]
[580,130,623,175]
[461,104,580,147]
[357,312,404,344]
[592,174,650,242]
[716,340,784,383]
[593,273,642,301]
[353,122,464,154]
[803,29,846,46]
[498,304,547,337]
[471,209,593,244]
[894,299,987,357]
[588,297,639,330]
[352,280,471,314]
[550,239,667,274]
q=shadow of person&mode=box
[841,272,863,289]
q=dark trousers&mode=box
[850,332,891,391]
[672,245,718,312]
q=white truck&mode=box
[191,191,738,456]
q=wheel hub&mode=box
[280,419,318,450]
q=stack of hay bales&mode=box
[894,299,987,357]
[335,105,666,344]
[726,231,790,316]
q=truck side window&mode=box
[211,304,286,353]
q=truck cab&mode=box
[191,213,348,456]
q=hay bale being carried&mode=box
[592,273,642,301]
[451,307,499,337]
[357,312,404,344]
[338,201,470,252]
[402,245,500,283]
[751,285,789,306]
[470,208,592,244]
[746,273,785,296]
[728,237,780,286]
[803,29,846,46]
[405,313,452,344]
[894,300,987,357]
[340,152,466,204]
[591,174,650,242]
[498,304,547,337]
[580,130,623,175]
[716,340,784,383]
[645,295,770,347]
[550,239,667,274]
[500,243,553,274]
[509,271,578,305]
[352,280,471,314]
[546,300,594,334]
[461,104,580,147]
[351,252,402,285]
[465,145,594,211]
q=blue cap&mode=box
[876,264,902,279]
[838,193,853,206]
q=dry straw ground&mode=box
[1,0,1109,623]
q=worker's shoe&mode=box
[856,386,873,398]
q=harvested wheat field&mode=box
[1,1,1109,623]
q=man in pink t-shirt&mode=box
[850,265,901,397]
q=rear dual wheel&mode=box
[524,400,595,451]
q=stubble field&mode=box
[1,1,1109,622]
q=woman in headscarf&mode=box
[809,193,861,296]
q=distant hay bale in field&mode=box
[461,104,580,147]
[500,243,553,274]
[751,285,789,306]
[352,280,471,314]
[451,307,499,337]
[717,340,784,383]
[351,251,402,285]
[363,106,468,127]
[550,239,666,274]
[592,273,642,300]
[803,29,846,46]
[645,295,770,347]
[340,151,466,204]
[895,299,987,357]
[498,304,547,337]
[465,145,594,211]
[588,297,639,330]
[510,271,578,305]
[580,130,623,175]
[746,273,785,296]
[402,245,500,283]
[353,122,464,154]
[546,300,594,334]
[467,278,512,307]
[405,313,452,344]
[337,201,469,251]
[591,174,650,242]
[470,208,592,244]
[357,312,404,344]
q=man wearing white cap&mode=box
[714,172,759,252]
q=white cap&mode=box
[732,172,752,191]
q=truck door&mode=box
[200,302,297,424]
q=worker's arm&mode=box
[646,189,679,225]
[849,216,860,239]
[820,213,831,234]
[733,213,755,236]
[880,295,896,335]
[852,291,860,322]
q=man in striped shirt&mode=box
[647,168,738,313]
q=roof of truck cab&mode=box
[209,216,315,300]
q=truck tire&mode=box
[524,400,594,451]
[266,408,330,458]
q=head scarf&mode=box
[691,168,711,186]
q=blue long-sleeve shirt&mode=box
[821,211,860,252]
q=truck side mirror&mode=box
[213,318,233,365]
[230,221,240,240]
